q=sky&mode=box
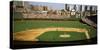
[28,1,85,11]
[28,1,65,10]
[27,1,97,11]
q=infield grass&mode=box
[37,31,86,41]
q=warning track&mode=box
[13,27,90,41]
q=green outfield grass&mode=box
[37,31,86,41]
[13,20,90,32]
[13,20,97,39]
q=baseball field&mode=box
[13,20,97,41]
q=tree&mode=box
[80,5,82,12]
[90,6,93,15]
[73,5,76,11]
[85,5,88,11]
[80,5,82,17]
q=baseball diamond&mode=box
[13,20,96,41]
[13,27,90,41]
